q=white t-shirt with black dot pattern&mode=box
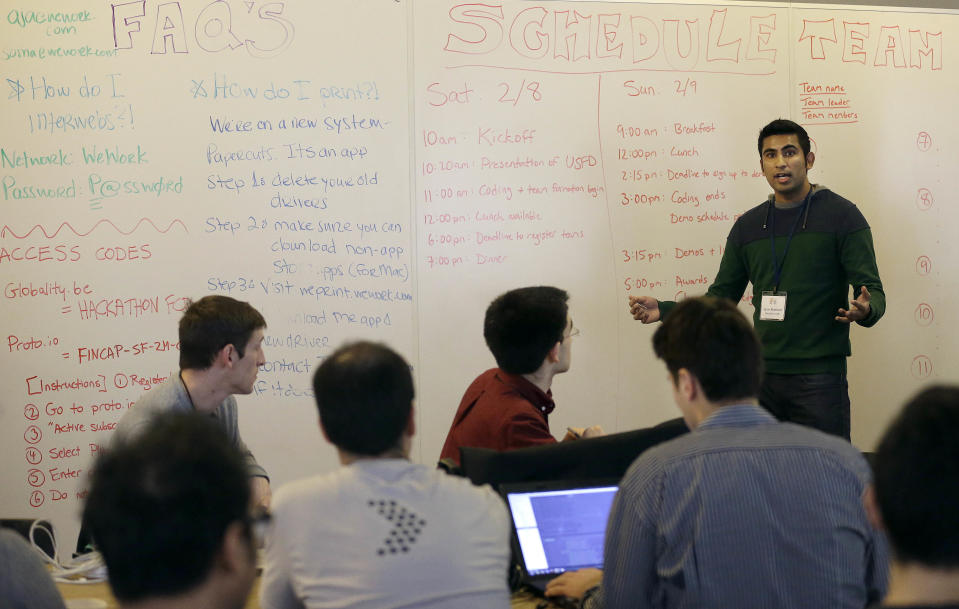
[261,459,511,609]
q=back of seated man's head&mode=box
[652,296,763,402]
[83,412,254,606]
[483,286,569,374]
[178,295,266,370]
[873,385,959,568]
[313,341,414,457]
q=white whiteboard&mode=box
[1,0,956,544]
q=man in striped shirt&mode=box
[547,296,887,609]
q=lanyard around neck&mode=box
[769,191,811,291]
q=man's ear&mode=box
[676,368,701,402]
[406,403,416,438]
[805,150,815,170]
[218,520,254,574]
[862,484,885,532]
[546,341,562,364]
[216,343,238,368]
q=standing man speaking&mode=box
[629,119,884,440]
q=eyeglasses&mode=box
[564,323,580,339]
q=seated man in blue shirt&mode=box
[547,296,887,609]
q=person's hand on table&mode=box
[562,425,604,442]
[544,567,603,600]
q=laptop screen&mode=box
[504,483,619,577]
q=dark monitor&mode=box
[460,417,688,491]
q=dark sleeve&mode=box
[582,585,605,609]
[840,206,884,327]
[237,435,269,480]
[658,299,677,319]
[220,398,269,480]
[705,228,750,304]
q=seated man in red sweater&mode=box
[439,286,602,467]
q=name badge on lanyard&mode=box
[760,291,787,321]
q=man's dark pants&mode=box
[760,373,851,440]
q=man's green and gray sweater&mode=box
[659,185,885,375]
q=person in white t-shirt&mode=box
[260,341,511,609]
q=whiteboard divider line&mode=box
[595,72,622,434]
[404,0,424,465]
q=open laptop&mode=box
[500,479,619,593]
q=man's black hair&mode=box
[483,286,569,374]
[313,341,414,456]
[83,413,251,602]
[873,385,959,567]
[178,295,266,370]
[758,118,811,158]
[652,296,763,402]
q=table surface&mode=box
[57,578,562,608]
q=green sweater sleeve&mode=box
[706,237,750,303]
[842,227,885,328]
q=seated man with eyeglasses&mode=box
[439,286,602,468]
[84,412,257,609]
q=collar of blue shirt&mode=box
[697,403,777,431]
